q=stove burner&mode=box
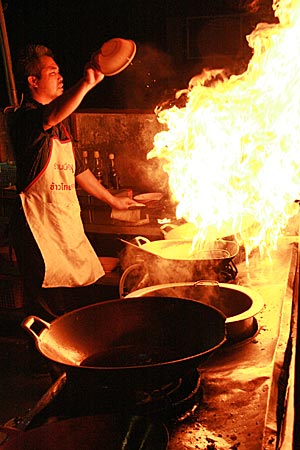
[134,369,203,419]
[24,369,202,430]
[136,378,183,406]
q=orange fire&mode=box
[148,0,300,260]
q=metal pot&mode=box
[125,282,264,343]
[131,236,239,259]
[121,236,239,284]
[22,297,226,390]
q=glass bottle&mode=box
[92,150,104,184]
[108,153,120,190]
[82,150,89,170]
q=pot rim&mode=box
[132,236,239,261]
[125,282,264,324]
[23,296,227,370]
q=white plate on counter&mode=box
[133,192,163,203]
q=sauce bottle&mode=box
[108,153,120,189]
[92,150,104,184]
[82,150,89,170]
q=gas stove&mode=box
[12,367,203,431]
[1,241,297,450]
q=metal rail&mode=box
[0,0,18,108]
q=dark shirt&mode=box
[11,98,85,193]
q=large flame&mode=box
[148,0,300,260]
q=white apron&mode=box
[20,132,104,287]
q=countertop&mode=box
[168,239,298,450]
[0,240,297,449]
[0,186,173,238]
[0,185,298,447]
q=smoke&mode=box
[119,239,239,295]
[111,43,180,110]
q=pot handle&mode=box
[22,316,50,344]
[160,223,177,236]
[119,263,147,298]
[194,280,220,287]
[132,236,150,247]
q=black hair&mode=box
[15,44,54,94]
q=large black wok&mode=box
[22,297,226,390]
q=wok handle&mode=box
[132,236,150,247]
[21,315,50,344]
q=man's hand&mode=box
[76,169,145,211]
[111,196,145,211]
[84,62,105,86]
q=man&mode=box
[9,44,138,318]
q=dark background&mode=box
[0,0,274,110]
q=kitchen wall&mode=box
[0,111,13,162]
[0,110,169,193]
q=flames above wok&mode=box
[148,0,300,261]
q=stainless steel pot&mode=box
[131,236,238,259]
[120,236,239,284]
[125,282,264,343]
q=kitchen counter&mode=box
[12,237,294,449]
[84,222,164,239]
[0,186,171,239]
[168,239,298,449]
[0,240,297,449]
[0,183,298,447]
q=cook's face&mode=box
[35,55,64,102]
